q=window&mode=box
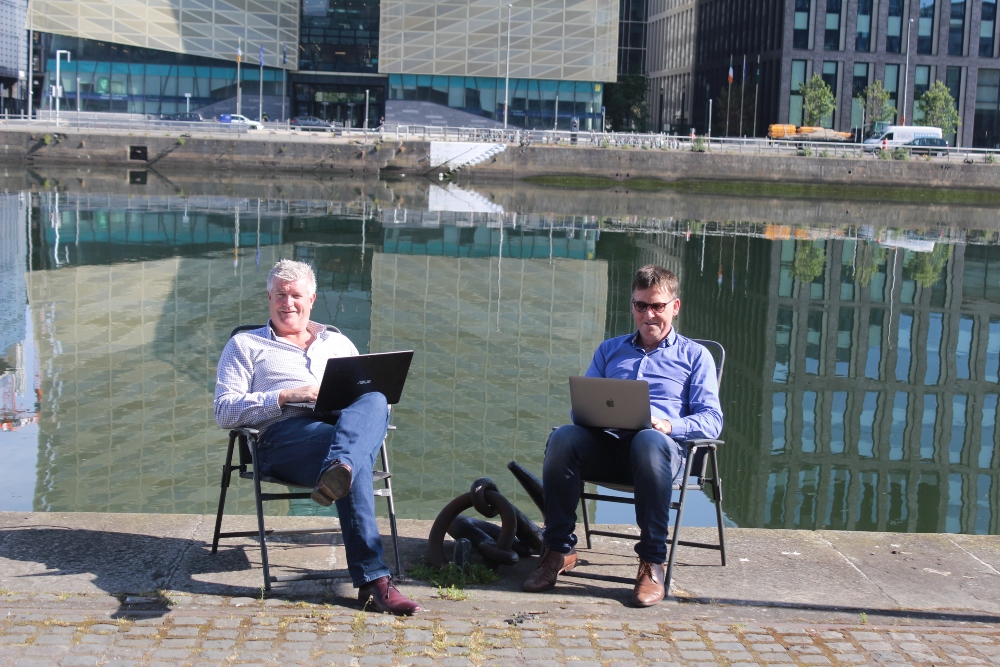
[925,312,943,384]
[826,0,843,50]
[921,394,938,460]
[887,0,905,52]
[913,65,931,123]
[822,62,839,127]
[856,0,874,51]
[896,312,913,382]
[982,0,997,57]
[974,68,1000,149]
[890,392,908,460]
[950,0,967,55]
[790,61,807,125]
[885,64,901,119]
[852,63,870,131]
[950,394,968,463]
[836,308,853,377]
[795,0,813,49]
[918,0,936,55]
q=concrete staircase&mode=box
[426,142,506,175]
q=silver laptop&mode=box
[569,376,653,430]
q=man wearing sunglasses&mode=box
[523,264,723,606]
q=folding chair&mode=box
[211,324,402,592]
[577,339,727,594]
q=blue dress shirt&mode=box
[585,327,723,441]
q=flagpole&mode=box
[258,45,264,122]
[725,55,732,137]
[752,54,760,137]
[738,54,746,137]
[236,38,242,116]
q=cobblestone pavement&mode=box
[1,605,998,667]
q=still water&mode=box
[0,170,998,535]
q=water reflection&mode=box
[1,177,998,535]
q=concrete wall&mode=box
[0,129,398,174]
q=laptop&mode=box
[569,376,653,430]
[291,351,414,413]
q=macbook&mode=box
[569,376,653,430]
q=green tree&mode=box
[905,245,951,288]
[855,80,896,133]
[603,74,649,132]
[800,74,835,127]
[853,242,887,287]
[917,81,961,135]
[713,84,757,137]
[792,242,826,284]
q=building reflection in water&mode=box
[680,227,1000,535]
[7,188,1000,534]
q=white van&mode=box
[864,125,942,149]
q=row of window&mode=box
[794,0,997,57]
[763,466,993,533]
[770,390,998,469]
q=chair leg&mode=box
[380,441,403,578]
[710,447,727,566]
[211,432,237,555]
[579,480,593,550]
[665,446,697,595]
[250,436,272,592]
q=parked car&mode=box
[905,136,950,156]
[863,125,942,150]
[290,116,334,131]
[163,112,204,122]
[219,114,263,130]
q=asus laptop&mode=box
[290,351,414,413]
[568,376,653,431]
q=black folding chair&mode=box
[576,339,727,594]
[211,324,402,591]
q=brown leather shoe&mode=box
[358,576,420,615]
[522,547,578,592]
[632,560,666,607]
[311,461,352,506]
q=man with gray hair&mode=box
[215,259,419,615]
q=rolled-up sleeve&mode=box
[214,338,283,429]
[669,346,723,441]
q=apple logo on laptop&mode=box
[606,399,614,408]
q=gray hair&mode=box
[266,259,317,295]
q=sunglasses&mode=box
[631,298,676,314]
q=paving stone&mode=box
[798,656,831,665]
[600,650,636,660]
[965,636,998,644]
[859,641,894,651]
[0,636,31,645]
[637,640,673,649]
[151,649,193,659]
[714,642,746,651]
[679,650,714,660]
[594,631,626,639]
[523,638,550,647]
[564,648,597,659]
[675,640,708,650]
[558,638,591,648]
[835,654,869,664]
[59,658,101,667]
[753,643,788,652]
[596,639,630,649]
[102,661,137,667]
[643,650,680,661]
[557,628,589,637]
[522,648,560,659]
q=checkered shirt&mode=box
[214,321,359,434]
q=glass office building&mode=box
[38,35,284,116]
[387,74,603,129]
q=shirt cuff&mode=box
[264,390,283,416]
[669,419,688,441]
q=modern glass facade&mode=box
[299,0,380,73]
[856,0,873,51]
[619,0,648,74]
[292,81,383,126]
[825,0,843,51]
[388,74,603,129]
[887,0,905,53]
[40,36,283,116]
[983,0,998,57]
[794,0,812,49]
[919,0,937,54]
[950,0,968,55]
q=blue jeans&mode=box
[258,392,391,587]
[542,424,685,564]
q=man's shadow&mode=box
[0,525,423,618]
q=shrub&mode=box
[892,147,910,160]
[691,136,707,152]
[986,153,997,165]
[42,134,54,146]
[797,144,813,157]
[877,149,891,160]
[819,150,831,158]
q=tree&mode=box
[917,81,961,135]
[855,80,896,133]
[800,74,835,127]
[603,74,649,132]
[905,245,951,288]
[853,242,887,287]
[712,83,757,137]
[792,242,826,284]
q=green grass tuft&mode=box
[408,562,501,588]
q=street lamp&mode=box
[902,17,914,126]
[503,3,512,129]
[55,49,70,121]
[75,76,80,112]
[184,92,191,113]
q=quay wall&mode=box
[3,128,999,190]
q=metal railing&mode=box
[3,111,998,162]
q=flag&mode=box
[259,45,265,67]
[741,55,747,84]
[727,57,734,85]
[282,44,288,65]
[236,45,242,63]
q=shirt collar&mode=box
[265,320,327,340]
[630,327,676,350]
